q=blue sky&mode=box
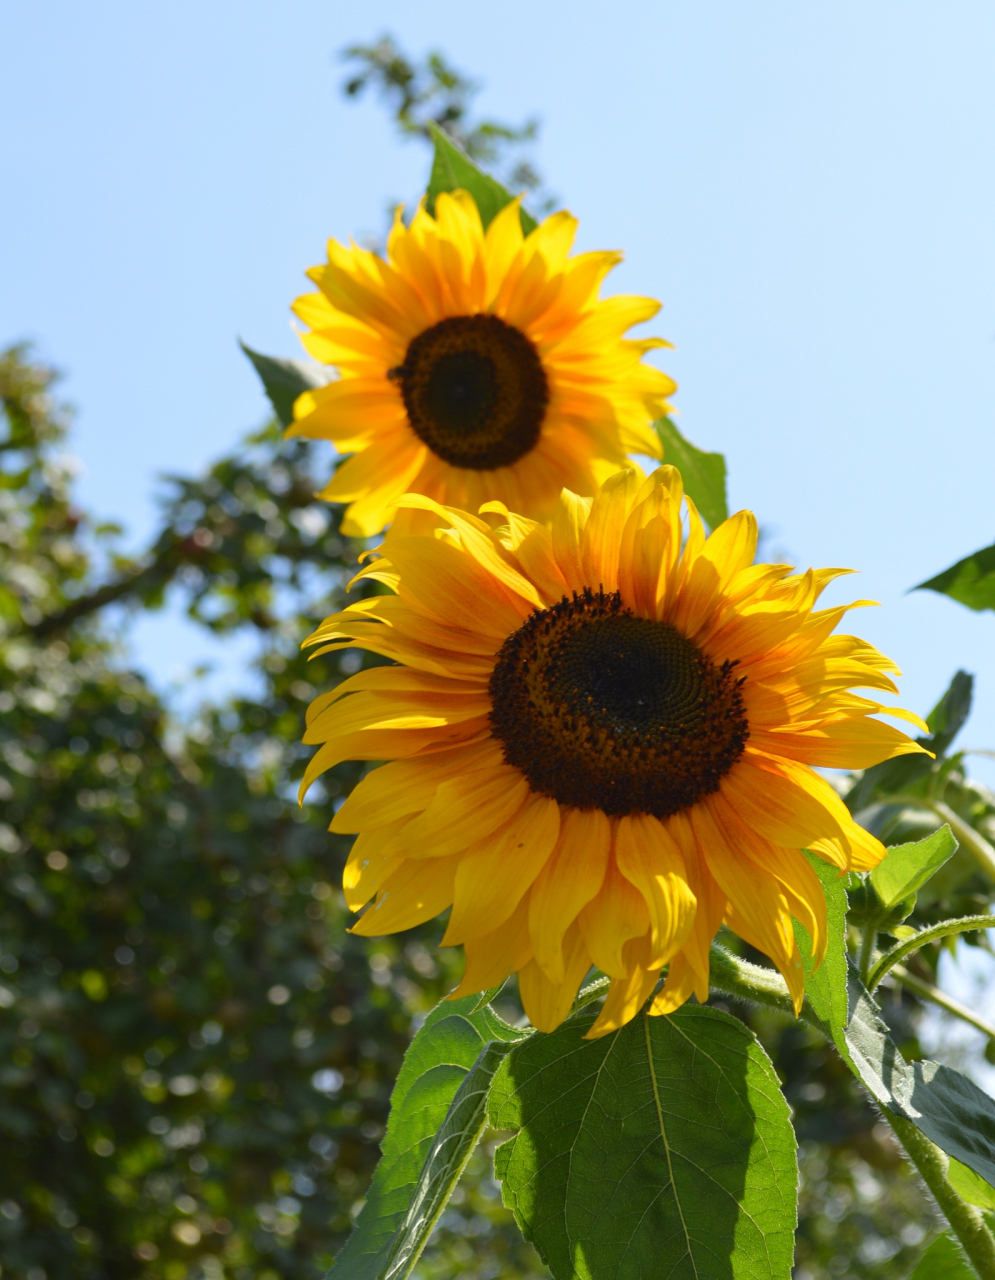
[3,1,995,779]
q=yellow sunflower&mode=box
[300,467,927,1037]
[288,191,674,536]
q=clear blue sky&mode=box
[3,1,995,779]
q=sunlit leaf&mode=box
[489,1006,797,1280]
[240,341,332,429]
[426,122,537,233]
[915,542,995,614]
[870,826,959,910]
[909,1230,978,1279]
[948,1157,995,1213]
[333,995,527,1280]
[654,416,728,531]
[794,851,850,1045]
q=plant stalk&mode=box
[707,945,824,1031]
[883,1107,995,1278]
[857,921,878,986]
[891,964,995,1042]
[868,915,995,992]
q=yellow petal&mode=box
[519,924,591,1033]
[448,895,533,999]
[330,738,501,833]
[578,854,650,979]
[393,766,532,858]
[442,793,560,945]
[342,818,409,910]
[586,938,660,1038]
[551,488,592,592]
[529,806,611,983]
[350,853,460,935]
[649,953,697,1016]
[614,814,696,970]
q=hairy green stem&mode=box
[707,944,825,1030]
[891,964,995,1041]
[858,921,879,986]
[868,915,995,992]
[932,800,995,884]
[573,976,610,1012]
[883,1108,995,1278]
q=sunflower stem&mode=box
[857,921,879,986]
[707,945,822,1029]
[867,915,995,992]
[889,964,995,1042]
[931,800,995,885]
[572,976,610,1013]
[882,1107,995,1278]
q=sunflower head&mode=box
[288,190,674,535]
[300,467,928,1037]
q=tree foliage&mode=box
[340,35,549,207]
[0,347,542,1279]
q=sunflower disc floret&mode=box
[288,191,674,535]
[300,466,928,1037]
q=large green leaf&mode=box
[425,122,537,234]
[240,341,331,429]
[843,967,995,1191]
[870,826,959,910]
[794,852,850,1045]
[333,995,527,1280]
[915,543,995,614]
[489,1006,797,1280]
[910,1231,978,1279]
[654,417,728,531]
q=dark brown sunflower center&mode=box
[389,314,548,470]
[489,589,749,817]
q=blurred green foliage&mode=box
[340,35,552,213]
[0,347,542,1279]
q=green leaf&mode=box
[845,669,972,813]
[333,995,527,1280]
[240,341,331,429]
[842,966,995,1190]
[948,1157,995,1212]
[870,826,959,910]
[426,122,537,234]
[915,542,995,614]
[844,748,935,813]
[926,670,975,757]
[910,1231,978,1279]
[794,851,850,1046]
[489,1006,797,1280]
[653,416,728,531]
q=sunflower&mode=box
[287,191,674,536]
[300,467,927,1036]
